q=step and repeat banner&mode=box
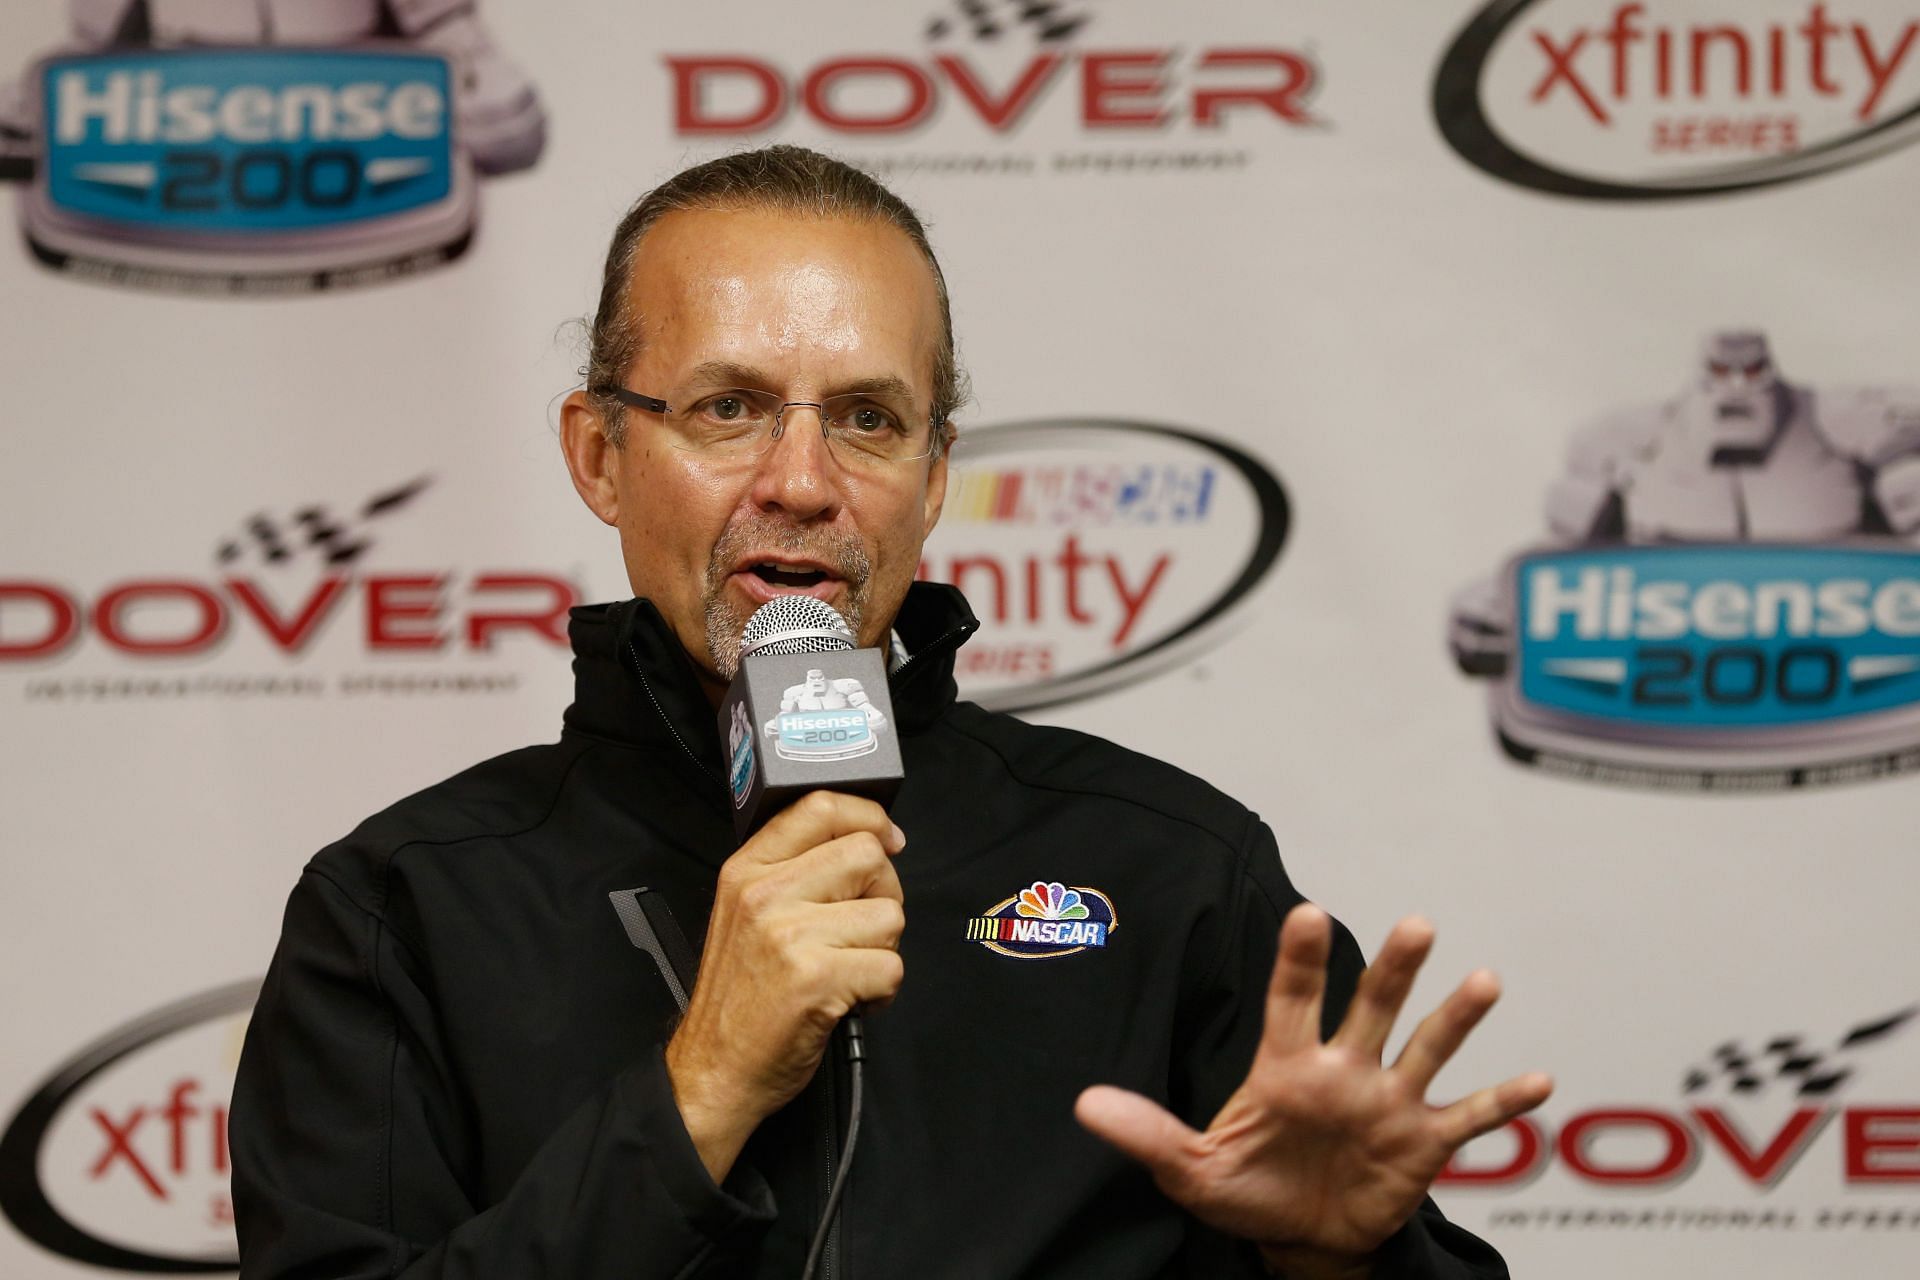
[3,1,1917,1275]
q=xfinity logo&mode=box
[1434,0,1920,199]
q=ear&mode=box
[560,389,620,526]
[920,424,954,538]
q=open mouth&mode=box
[748,562,830,589]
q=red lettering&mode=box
[950,556,1009,623]
[1192,50,1315,126]
[1559,1109,1695,1184]
[1438,1116,1548,1186]
[1692,1106,1828,1187]
[464,575,576,649]
[668,57,785,134]
[1530,31,1610,125]
[1056,535,1095,623]
[1081,52,1170,127]
[1691,27,1752,97]
[94,581,225,655]
[212,1103,229,1175]
[0,582,80,659]
[935,53,1063,131]
[1845,1107,1920,1182]
[89,1107,167,1201]
[225,575,349,654]
[802,58,934,132]
[163,1080,199,1176]
[364,575,447,651]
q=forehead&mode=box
[623,205,942,387]
[1704,332,1769,365]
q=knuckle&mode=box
[801,790,840,822]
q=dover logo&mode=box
[1435,0,1920,199]
[1439,1003,1920,1232]
[0,981,259,1271]
[764,669,890,763]
[965,880,1116,958]
[6,39,526,292]
[922,420,1288,712]
[1450,332,1920,790]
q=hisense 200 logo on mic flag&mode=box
[1449,331,1920,790]
[0,4,545,292]
[1434,0,1920,199]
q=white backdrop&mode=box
[3,1,1917,1275]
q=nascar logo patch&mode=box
[965,880,1117,959]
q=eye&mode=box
[1745,361,1769,377]
[710,395,747,421]
[838,401,903,434]
[1708,361,1732,377]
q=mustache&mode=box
[705,515,873,596]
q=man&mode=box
[232,145,1550,1278]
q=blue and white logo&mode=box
[18,47,483,291]
[1517,547,1920,730]
[43,49,452,231]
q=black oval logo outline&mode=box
[943,418,1289,713]
[1433,0,1920,200]
[0,980,260,1273]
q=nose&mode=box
[749,402,843,521]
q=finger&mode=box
[738,791,904,867]
[807,896,908,951]
[1434,1072,1555,1148]
[836,946,906,1007]
[1261,904,1331,1054]
[775,832,905,905]
[1074,1085,1202,1188]
[1331,916,1435,1059]
[1390,968,1501,1093]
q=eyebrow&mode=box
[685,361,919,402]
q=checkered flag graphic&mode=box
[925,0,1096,43]
[1682,1006,1917,1098]
[216,476,431,569]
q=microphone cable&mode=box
[800,1013,866,1280]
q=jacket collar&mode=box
[562,582,980,774]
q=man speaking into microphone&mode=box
[230,145,1550,1278]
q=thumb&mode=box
[1074,1085,1201,1182]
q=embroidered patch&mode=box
[965,881,1117,959]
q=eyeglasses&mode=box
[604,386,941,465]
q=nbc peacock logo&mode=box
[964,880,1116,959]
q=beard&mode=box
[701,514,874,678]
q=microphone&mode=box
[718,595,905,841]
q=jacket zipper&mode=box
[818,1034,842,1279]
[625,640,726,792]
[889,622,974,688]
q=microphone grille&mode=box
[739,596,855,658]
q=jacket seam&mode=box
[306,742,599,942]
[937,716,1243,858]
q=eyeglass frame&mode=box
[601,385,947,464]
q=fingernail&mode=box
[887,822,907,851]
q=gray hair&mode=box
[583,144,967,457]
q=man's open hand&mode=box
[1074,905,1551,1273]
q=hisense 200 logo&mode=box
[1450,332,1920,789]
[7,38,543,292]
[1435,1,1920,198]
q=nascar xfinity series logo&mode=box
[965,880,1116,959]
[0,981,258,1271]
[1434,0,1920,199]
[1451,331,1920,790]
[4,18,545,292]
[921,420,1288,712]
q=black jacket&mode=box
[231,583,1507,1278]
